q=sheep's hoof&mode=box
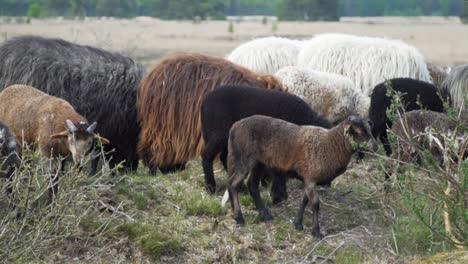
[235,217,245,226]
[261,213,273,223]
[205,184,216,194]
[312,228,323,240]
[294,222,304,231]
[271,194,288,205]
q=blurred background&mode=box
[0,0,466,69]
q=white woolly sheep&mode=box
[297,33,431,96]
[442,64,468,114]
[226,115,378,239]
[426,62,450,89]
[275,66,370,123]
[226,37,303,75]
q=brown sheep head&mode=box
[257,75,285,91]
[343,116,378,153]
[50,120,110,164]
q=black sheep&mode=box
[369,78,448,156]
[0,36,145,171]
[0,121,20,195]
[201,85,332,202]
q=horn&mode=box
[86,121,97,133]
[66,119,77,132]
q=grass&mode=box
[0,151,466,263]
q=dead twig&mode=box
[98,200,135,222]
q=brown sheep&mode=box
[0,85,109,198]
[226,115,377,239]
[390,110,467,164]
[137,53,283,173]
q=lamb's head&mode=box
[50,120,110,163]
[0,128,17,155]
[343,116,378,153]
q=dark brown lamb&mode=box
[227,115,377,239]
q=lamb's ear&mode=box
[343,123,352,135]
[50,130,69,139]
[94,134,110,144]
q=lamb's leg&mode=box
[270,170,288,205]
[90,156,100,175]
[247,168,273,222]
[306,185,322,239]
[293,194,308,231]
[202,140,224,194]
[380,131,392,156]
[228,175,245,225]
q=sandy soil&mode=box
[1,17,467,69]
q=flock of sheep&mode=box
[0,33,466,239]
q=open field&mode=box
[0,17,467,263]
[1,17,468,69]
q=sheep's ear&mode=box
[94,134,110,144]
[66,119,77,133]
[50,130,69,139]
[343,123,352,135]
[87,121,98,133]
[0,128,4,139]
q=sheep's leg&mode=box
[307,187,322,239]
[228,177,245,225]
[380,131,392,156]
[202,140,224,194]
[220,149,228,171]
[90,156,100,175]
[270,170,288,205]
[247,169,273,222]
[293,194,308,231]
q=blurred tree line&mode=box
[0,0,464,20]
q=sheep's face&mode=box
[0,128,17,155]
[50,120,110,164]
[344,116,378,153]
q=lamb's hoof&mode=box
[271,194,288,205]
[312,228,323,239]
[261,213,273,223]
[205,184,216,195]
[235,217,245,226]
[294,222,304,231]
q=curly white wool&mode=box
[442,64,468,114]
[226,37,303,75]
[275,66,370,123]
[297,33,431,96]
